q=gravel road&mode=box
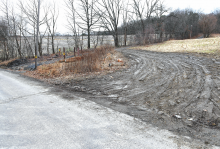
[61,48,220,146]
[1,69,217,148]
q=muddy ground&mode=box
[48,48,220,146]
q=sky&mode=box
[165,0,220,13]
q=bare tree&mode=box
[0,0,25,59]
[213,9,220,33]
[96,0,123,47]
[11,11,22,58]
[199,14,217,38]
[165,9,200,40]
[164,12,179,39]
[154,1,168,42]
[46,1,59,54]
[132,0,160,33]
[38,28,47,56]
[18,0,49,56]
[0,19,9,60]
[122,2,130,46]
[0,1,11,60]
[75,0,100,49]
[65,0,80,49]
[17,15,34,58]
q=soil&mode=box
[2,47,220,146]
[52,48,220,146]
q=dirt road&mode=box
[61,48,220,146]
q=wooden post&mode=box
[74,47,76,56]
[59,48,61,56]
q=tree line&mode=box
[0,0,220,61]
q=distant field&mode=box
[132,34,220,55]
[42,35,136,51]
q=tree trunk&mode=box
[88,26,90,49]
[3,41,9,60]
[47,34,50,54]
[38,40,43,56]
[114,35,119,47]
[52,35,55,54]
[124,27,127,46]
[141,19,145,34]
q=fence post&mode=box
[74,47,76,56]
[59,48,61,56]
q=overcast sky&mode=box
[165,0,219,13]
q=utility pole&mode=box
[35,0,40,69]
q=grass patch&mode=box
[132,34,220,55]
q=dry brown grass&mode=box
[37,62,63,77]
[132,34,220,55]
[64,45,114,73]
[24,45,119,79]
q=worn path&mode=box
[1,69,216,148]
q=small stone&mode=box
[188,118,193,121]
[158,111,164,115]
[118,97,126,103]
[174,115,182,119]
[81,87,86,91]
[169,100,176,106]
[92,92,97,95]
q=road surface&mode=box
[0,69,218,148]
